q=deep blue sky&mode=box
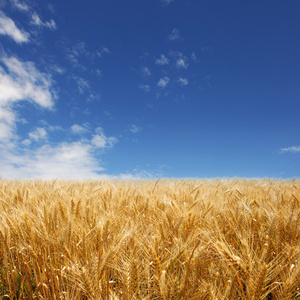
[0,0,299,179]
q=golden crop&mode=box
[0,178,300,299]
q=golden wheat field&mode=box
[0,178,300,299]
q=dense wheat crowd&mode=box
[0,178,300,299]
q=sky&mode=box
[0,0,300,179]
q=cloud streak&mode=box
[0,12,29,43]
[10,0,30,12]
[280,146,300,153]
[0,56,54,108]
[31,12,56,30]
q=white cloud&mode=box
[0,142,105,179]
[168,28,180,41]
[91,128,118,149]
[141,66,151,77]
[0,127,119,179]
[0,12,29,43]
[155,54,169,65]
[129,124,141,133]
[91,135,107,148]
[157,77,170,88]
[139,84,150,92]
[31,12,56,30]
[178,77,188,86]
[0,55,54,142]
[280,146,300,153]
[28,127,47,141]
[0,56,54,108]
[71,124,89,135]
[176,58,188,69]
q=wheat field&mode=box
[0,178,300,299]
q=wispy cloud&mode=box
[168,28,180,41]
[104,110,112,117]
[169,51,189,69]
[0,12,30,43]
[176,58,188,69]
[155,54,169,65]
[0,55,54,108]
[39,120,63,132]
[10,0,30,12]
[71,124,89,135]
[72,75,90,94]
[141,66,151,77]
[96,47,111,57]
[129,124,141,133]
[91,127,118,149]
[157,76,170,88]
[28,127,48,141]
[280,146,300,153]
[0,106,15,140]
[178,77,188,86]
[31,12,56,30]
[51,64,65,74]
[66,41,86,64]
[139,84,150,92]
[65,41,96,69]
[191,52,201,63]
[161,0,174,6]
[95,69,102,77]
[116,165,165,179]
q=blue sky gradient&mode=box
[0,0,299,179]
